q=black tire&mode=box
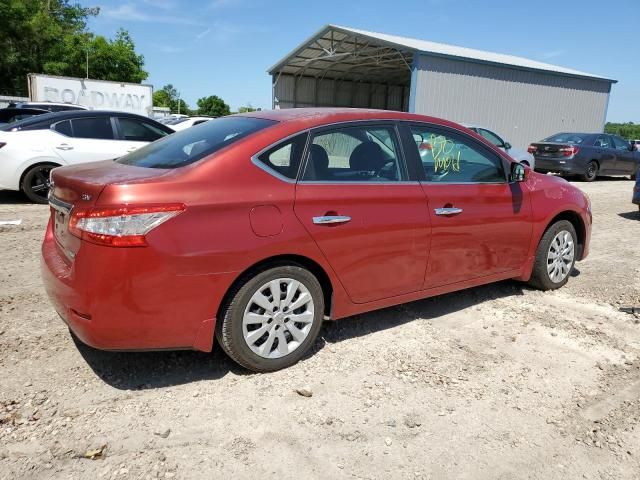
[215,264,325,372]
[21,164,57,204]
[528,220,577,291]
[580,161,598,182]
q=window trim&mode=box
[250,131,311,184]
[403,122,510,185]
[298,121,411,185]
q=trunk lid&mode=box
[530,142,575,159]
[49,160,171,261]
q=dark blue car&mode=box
[530,132,639,181]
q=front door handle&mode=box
[312,215,351,225]
[56,144,74,151]
[434,207,463,216]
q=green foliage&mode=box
[605,122,640,140]
[0,1,147,96]
[153,84,190,114]
[237,105,257,113]
[196,95,230,117]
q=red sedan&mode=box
[41,109,591,372]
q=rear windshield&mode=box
[116,116,276,169]
[543,133,588,144]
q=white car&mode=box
[0,110,173,203]
[167,116,213,131]
[463,124,536,169]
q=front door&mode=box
[294,123,430,304]
[404,123,533,289]
[611,135,639,175]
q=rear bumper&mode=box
[534,158,577,174]
[41,218,237,352]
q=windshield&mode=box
[543,133,588,144]
[116,116,276,169]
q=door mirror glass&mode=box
[510,162,526,182]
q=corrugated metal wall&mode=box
[273,74,409,111]
[411,54,612,148]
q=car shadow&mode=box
[618,210,640,220]
[0,191,29,204]
[75,280,532,391]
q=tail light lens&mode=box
[559,146,579,157]
[68,204,185,247]
[527,145,537,154]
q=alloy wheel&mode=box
[546,230,575,283]
[28,165,54,200]
[242,278,315,359]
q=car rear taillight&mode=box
[68,204,185,247]
[527,145,537,154]
[559,146,579,157]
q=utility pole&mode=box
[86,49,89,79]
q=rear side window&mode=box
[71,117,114,139]
[117,117,276,169]
[117,117,168,142]
[53,120,72,136]
[256,133,307,180]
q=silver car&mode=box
[463,124,535,170]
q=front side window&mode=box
[117,117,168,142]
[478,128,505,147]
[612,136,630,151]
[302,125,403,182]
[71,117,114,140]
[117,116,276,169]
[410,125,506,183]
[256,133,307,180]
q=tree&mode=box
[237,105,257,113]
[605,122,640,140]
[196,95,230,117]
[153,84,190,114]
[0,1,146,96]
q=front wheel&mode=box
[580,161,598,182]
[216,265,325,372]
[528,220,577,291]
[21,164,56,204]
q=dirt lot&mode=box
[1,178,639,480]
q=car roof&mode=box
[0,110,159,131]
[236,107,464,131]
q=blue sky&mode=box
[88,0,638,122]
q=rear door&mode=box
[403,123,532,288]
[294,122,430,304]
[50,116,124,164]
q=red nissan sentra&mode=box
[41,109,591,372]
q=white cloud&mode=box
[541,49,567,59]
[196,28,211,40]
[102,3,204,26]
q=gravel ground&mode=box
[1,178,639,480]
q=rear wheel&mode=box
[580,161,598,182]
[216,265,324,372]
[21,164,56,204]
[528,220,577,291]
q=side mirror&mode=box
[504,142,512,150]
[510,162,526,182]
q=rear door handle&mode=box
[434,207,463,216]
[55,144,74,151]
[313,215,351,225]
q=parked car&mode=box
[631,140,640,151]
[529,132,639,181]
[42,109,592,372]
[0,110,173,203]
[463,124,535,169]
[0,107,49,126]
[9,101,87,112]
[168,116,214,131]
